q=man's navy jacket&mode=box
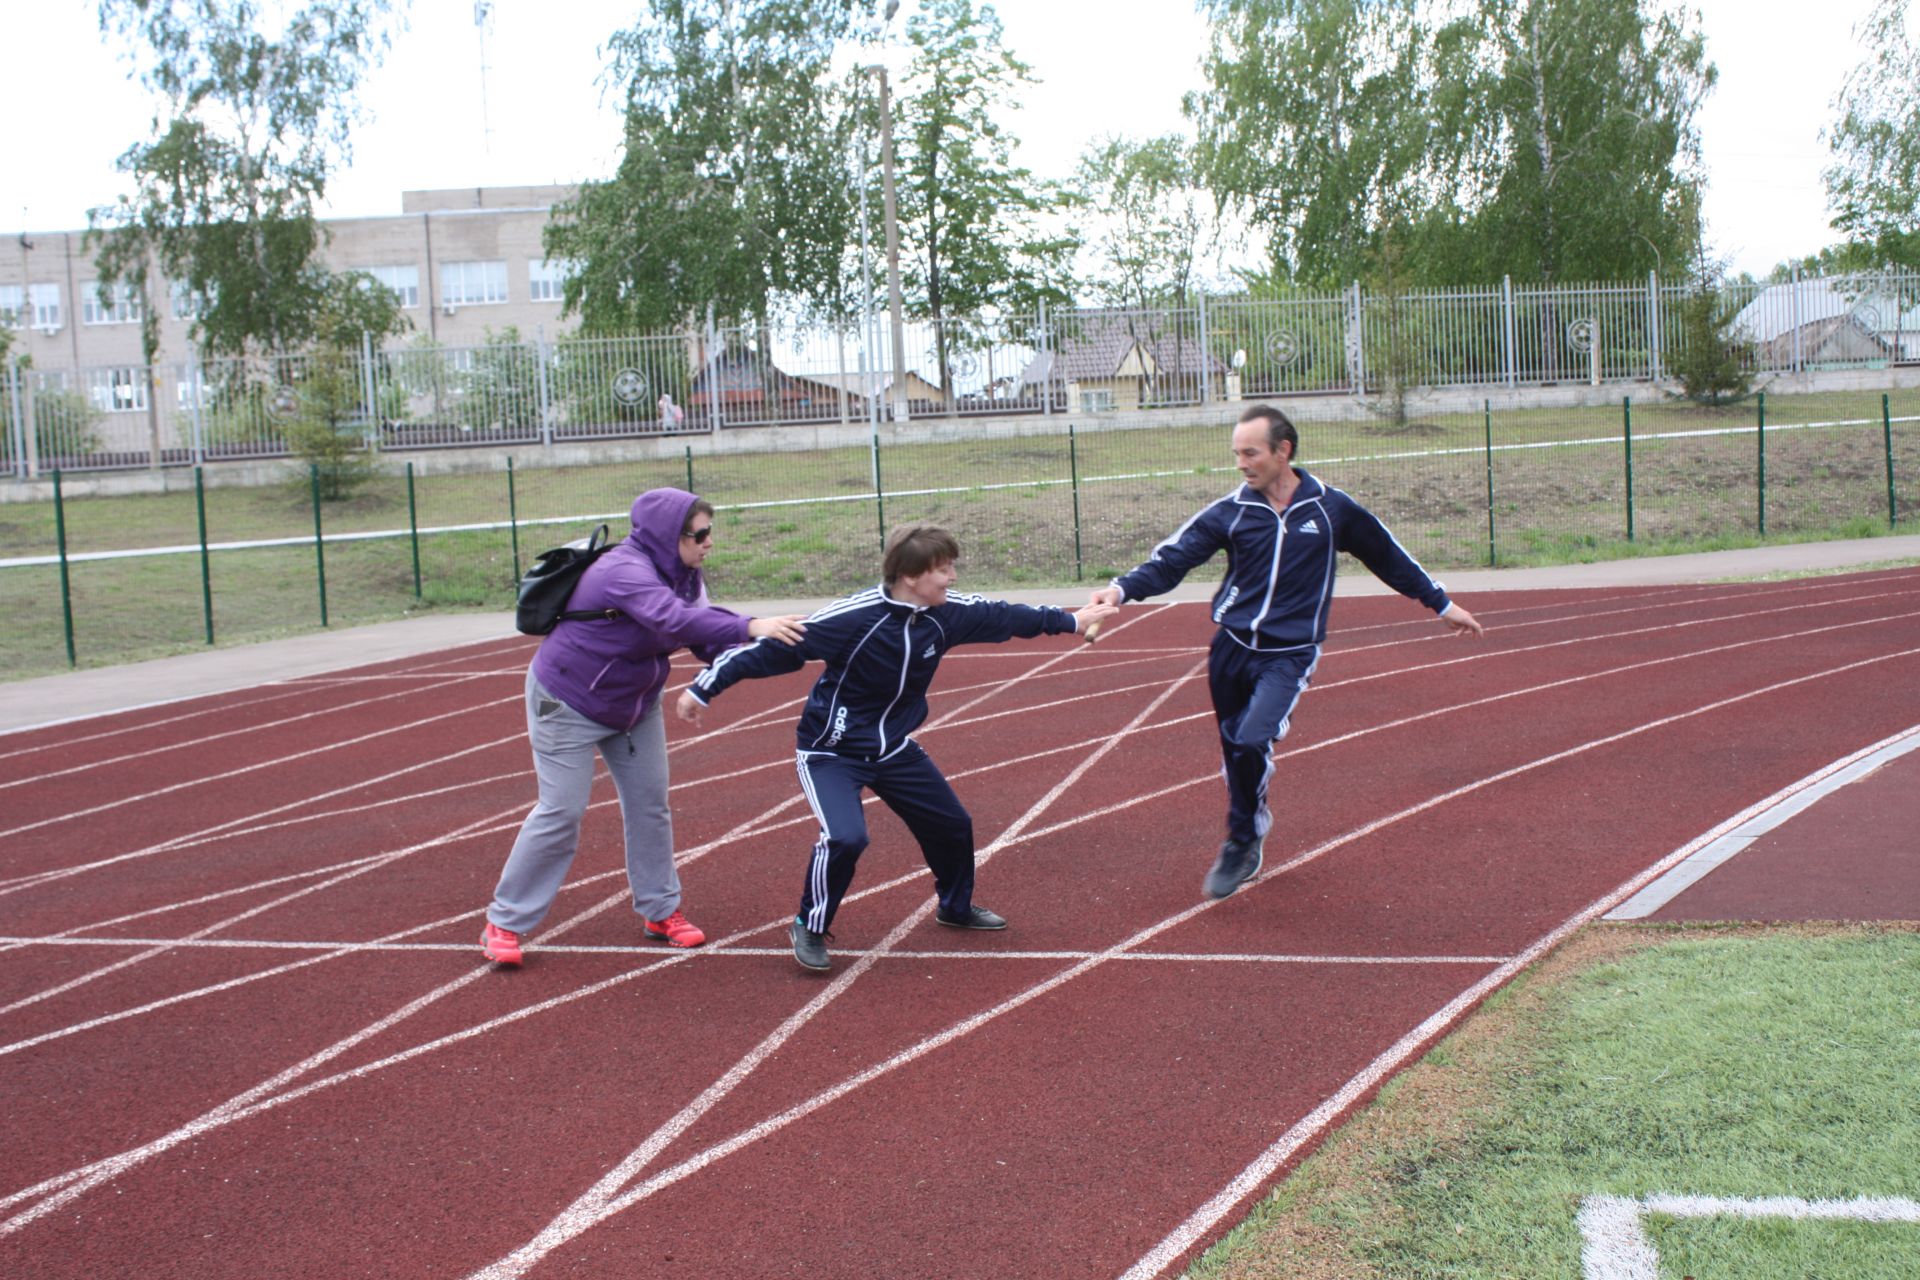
[1112,468,1452,651]
[688,586,1080,761]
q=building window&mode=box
[440,260,508,308]
[528,258,578,303]
[0,285,20,328]
[87,367,150,413]
[81,282,143,326]
[30,283,61,330]
[355,264,419,309]
[1081,387,1115,412]
[169,280,211,321]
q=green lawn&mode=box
[1188,924,1920,1279]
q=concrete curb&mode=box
[6,535,1917,735]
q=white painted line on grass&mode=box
[1580,1193,1920,1280]
[1606,723,1920,918]
[1113,659,1920,1279]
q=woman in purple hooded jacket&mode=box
[480,488,805,966]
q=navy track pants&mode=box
[1206,631,1320,844]
[793,741,975,933]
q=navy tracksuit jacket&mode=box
[1111,468,1452,844]
[689,585,1081,931]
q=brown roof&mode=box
[1021,312,1224,385]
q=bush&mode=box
[1,381,104,466]
[1672,285,1756,406]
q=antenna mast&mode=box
[474,0,495,154]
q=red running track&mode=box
[2,568,1918,1279]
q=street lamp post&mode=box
[869,64,909,423]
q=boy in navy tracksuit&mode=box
[1092,405,1485,900]
[677,525,1118,970]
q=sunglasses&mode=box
[683,526,713,544]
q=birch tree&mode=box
[1824,0,1920,269]
[89,0,403,359]
[544,0,862,332]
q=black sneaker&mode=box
[1204,837,1264,899]
[934,905,1008,930]
[790,916,831,971]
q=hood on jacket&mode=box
[628,487,703,598]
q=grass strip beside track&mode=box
[1187,924,1920,1279]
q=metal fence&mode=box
[5,388,1914,679]
[7,270,1919,478]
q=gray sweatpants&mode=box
[487,669,681,934]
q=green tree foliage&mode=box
[1461,0,1711,284]
[280,273,410,499]
[1073,135,1212,309]
[1670,278,1756,406]
[1192,0,1711,287]
[543,0,862,333]
[1824,0,1920,270]
[882,0,1076,401]
[888,0,1077,319]
[1191,0,1452,288]
[89,0,402,359]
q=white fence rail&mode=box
[7,271,1918,477]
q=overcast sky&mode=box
[1,0,1882,279]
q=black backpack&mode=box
[515,523,623,635]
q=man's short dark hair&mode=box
[682,498,714,535]
[883,524,961,585]
[1239,404,1300,461]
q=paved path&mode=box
[7,535,1918,736]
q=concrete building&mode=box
[0,184,582,375]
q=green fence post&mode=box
[1483,399,1497,567]
[1756,390,1767,538]
[872,425,887,552]
[1623,396,1635,543]
[405,461,422,598]
[507,456,522,583]
[1068,421,1084,581]
[195,465,214,644]
[684,444,694,493]
[1885,393,1898,529]
[52,469,76,668]
[309,464,329,627]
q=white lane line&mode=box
[279,671,527,682]
[3,610,1904,1243]
[468,637,1196,1280]
[0,672,500,794]
[0,638,531,742]
[0,692,522,846]
[12,641,1913,1245]
[0,770,851,1222]
[923,605,1170,730]
[14,602,1916,1028]
[0,855,678,1231]
[0,684,324,763]
[1113,715,1920,1280]
[0,936,1513,963]
[1606,723,1920,918]
[0,727,525,897]
[0,677,805,899]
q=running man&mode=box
[1091,404,1485,900]
[675,524,1117,970]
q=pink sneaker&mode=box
[644,909,706,948]
[481,921,523,966]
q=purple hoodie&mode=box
[530,488,752,730]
